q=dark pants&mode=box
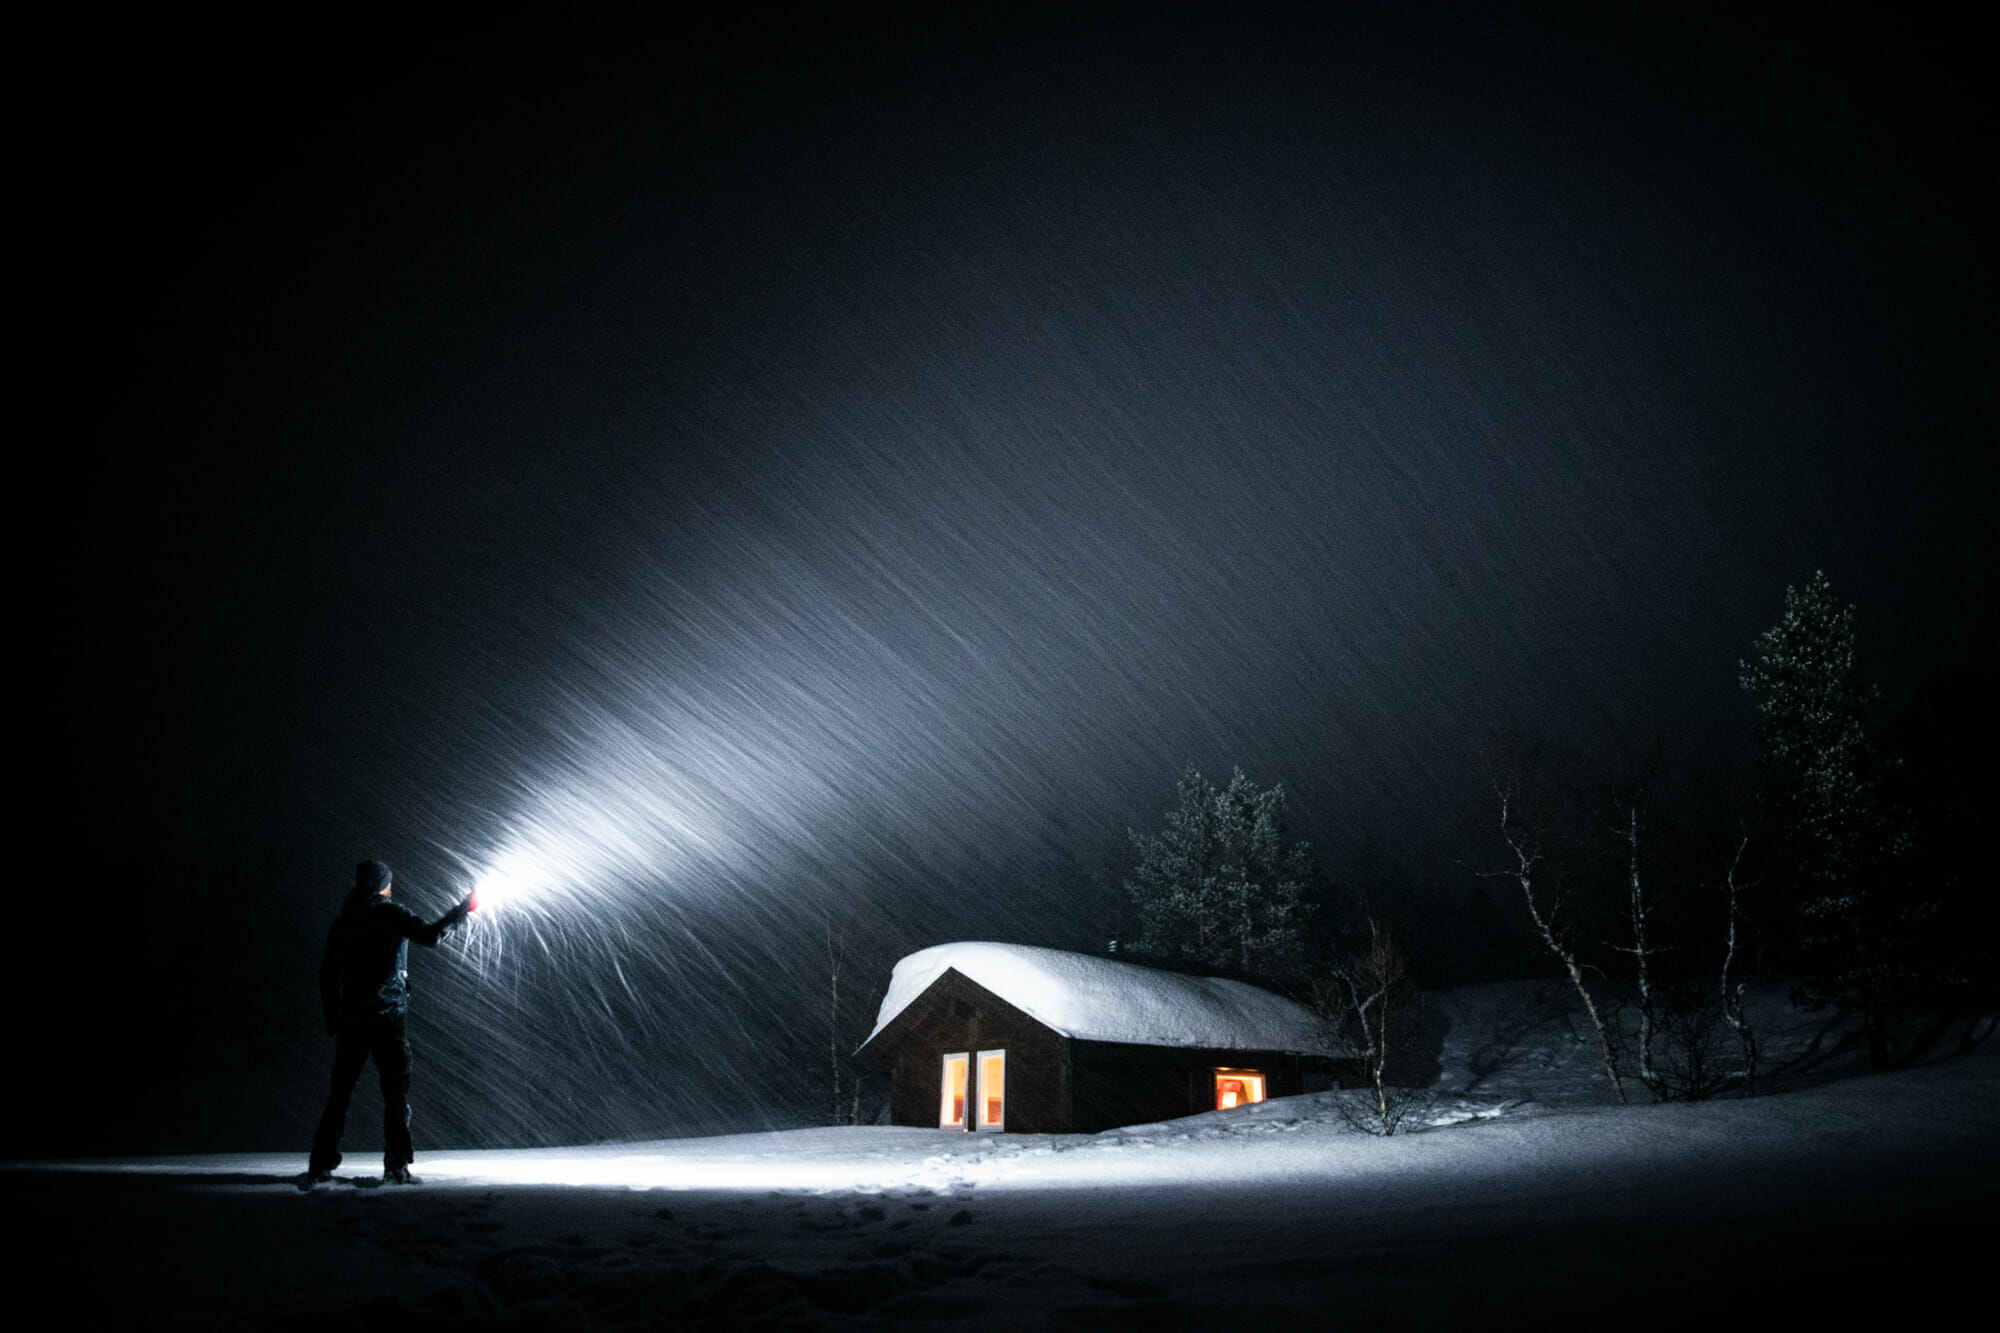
[309,1015,413,1173]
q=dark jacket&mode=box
[320,894,469,1030]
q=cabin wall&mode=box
[1068,1043,1320,1132]
[879,972,1072,1133]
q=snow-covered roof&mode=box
[863,941,1343,1056]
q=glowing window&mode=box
[940,1053,969,1129]
[1214,1069,1266,1110]
[976,1050,1006,1131]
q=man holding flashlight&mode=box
[305,860,474,1185]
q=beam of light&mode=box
[463,845,561,913]
[440,727,731,923]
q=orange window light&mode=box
[978,1050,1006,1129]
[940,1053,969,1129]
[1214,1069,1265,1111]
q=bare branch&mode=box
[1488,776,1627,1104]
[1624,797,1665,1101]
[1719,831,1759,1097]
[1316,919,1427,1134]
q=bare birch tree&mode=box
[1610,794,1667,1101]
[826,912,847,1124]
[1718,831,1759,1096]
[1486,779,1628,1104]
[1314,918,1427,1134]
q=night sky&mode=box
[27,6,1988,1153]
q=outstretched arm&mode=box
[406,896,472,947]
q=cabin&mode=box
[855,941,1351,1133]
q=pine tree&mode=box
[1124,766,1313,979]
[1739,571,1917,1066]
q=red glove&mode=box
[466,889,480,914]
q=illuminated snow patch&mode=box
[415,1151,910,1192]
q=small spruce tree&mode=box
[1739,571,1919,1066]
[1124,765,1313,980]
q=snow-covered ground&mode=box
[9,982,1994,1328]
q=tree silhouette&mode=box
[1124,766,1313,980]
[1740,571,1920,1067]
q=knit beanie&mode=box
[355,860,393,895]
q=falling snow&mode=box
[27,8,1985,1157]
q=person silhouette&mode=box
[305,860,472,1185]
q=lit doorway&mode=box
[976,1049,1006,1131]
[940,1053,969,1129]
[940,1050,1007,1130]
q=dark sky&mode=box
[29,5,1989,1150]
